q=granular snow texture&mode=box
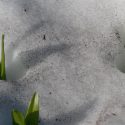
[0,0,125,125]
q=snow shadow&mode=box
[40,99,97,125]
[20,43,72,69]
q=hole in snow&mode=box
[115,25,125,73]
[115,51,125,73]
[5,45,26,81]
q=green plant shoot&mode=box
[12,92,39,125]
[1,34,6,80]
[12,110,25,125]
[25,92,39,125]
[0,34,6,80]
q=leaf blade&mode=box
[25,92,39,125]
[1,34,6,80]
[12,110,25,125]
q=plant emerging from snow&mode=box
[0,34,6,80]
[12,92,39,125]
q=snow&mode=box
[0,0,125,125]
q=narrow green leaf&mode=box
[0,62,1,79]
[1,34,6,80]
[25,111,39,125]
[25,92,39,125]
[12,110,25,125]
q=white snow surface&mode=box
[1,0,125,125]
